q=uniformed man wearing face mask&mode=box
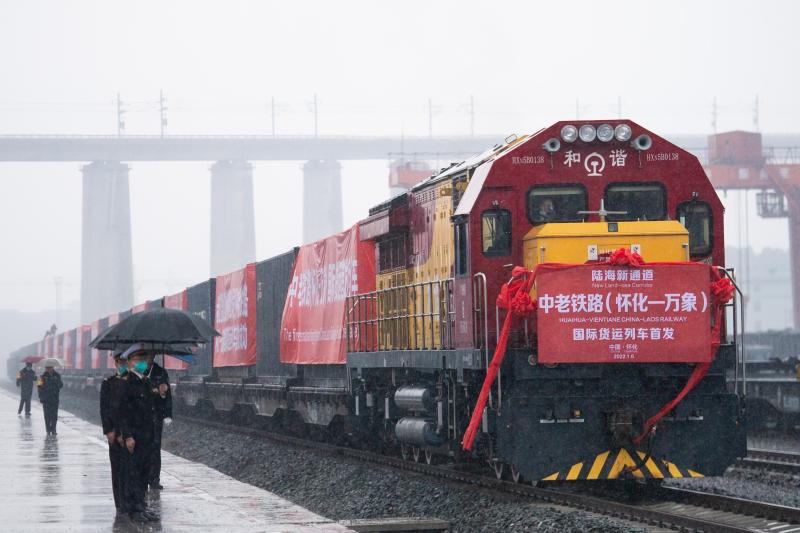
[100,350,129,513]
[117,346,159,523]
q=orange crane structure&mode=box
[704,131,800,327]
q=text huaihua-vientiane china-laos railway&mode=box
[10,120,747,483]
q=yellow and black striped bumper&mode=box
[541,448,704,481]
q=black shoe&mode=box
[149,482,164,490]
[52,432,57,436]
[129,512,149,523]
[141,510,160,521]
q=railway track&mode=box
[178,414,800,532]
[739,448,800,475]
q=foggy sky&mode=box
[0,0,798,322]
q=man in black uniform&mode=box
[16,362,36,416]
[118,348,159,523]
[145,354,172,490]
[37,364,62,435]
[100,350,129,513]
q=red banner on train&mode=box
[280,224,376,365]
[62,329,74,368]
[75,325,90,369]
[213,264,257,367]
[90,320,102,368]
[164,290,189,370]
[536,264,712,363]
[104,313,120,369]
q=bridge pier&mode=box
[210,160,256,277]
[303,159,343,243]
[80,161,134,323]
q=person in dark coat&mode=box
[145,354,172,490]
[16,362,36,416]
[100,350,129,513]
[118,346,159,523]
[37,364,63,435]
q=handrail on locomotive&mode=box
[721,267,747,398]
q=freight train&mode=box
[740,330,800,432]
[7,120,748,482]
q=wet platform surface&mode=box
[0,388,352,532]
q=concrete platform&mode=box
[0,388,352,532]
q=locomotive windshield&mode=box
[527,185,587,225]
[677,201,713,256]
[604,183,666,221]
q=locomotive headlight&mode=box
[614,123,632,142]
[578,124,596,142]
[597,124,614,142]
[560,124,578,143]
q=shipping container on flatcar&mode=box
[255,250,298,383]
[175,279,216,411]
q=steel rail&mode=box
[739,448,800,475]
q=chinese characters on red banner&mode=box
[213,264,257,367]
[536,264,712,363]
[280,225,375,364]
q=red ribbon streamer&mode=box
[461,249,735,452]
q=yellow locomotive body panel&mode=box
[375,180,456,351]
[523,220,690,270]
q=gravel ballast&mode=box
[158,419,646,533]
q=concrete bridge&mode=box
[2,132,799,325]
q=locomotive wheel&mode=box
[425,450,433,465]
[511,465,522,484]
[401,444,409,461]
[412,446,421,463]
[493,462,505,480]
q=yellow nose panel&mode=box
[523,220,689,270]
[541,448,704,480]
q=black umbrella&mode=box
[89,307,219,351]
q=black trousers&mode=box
[42,400,59,433]
[108,441,123,509]
[121,440,152,514]
[18,390,32,414]
[148,419,163,485]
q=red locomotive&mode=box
[11,120,746,482]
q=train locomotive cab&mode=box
[349,120,746,482]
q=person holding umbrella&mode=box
[118,345,159,523]
[37,359,63,435]
[16,359,38,416]
[100,349,129,513]
[89,307,219,520]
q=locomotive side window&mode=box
[378,234,407,272]
[677,201,713,256]
[605,183,666,221]
[455,221,468,275]
[481,210,512,256]
[527,185,588,225]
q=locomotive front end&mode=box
[347,120,746,482]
